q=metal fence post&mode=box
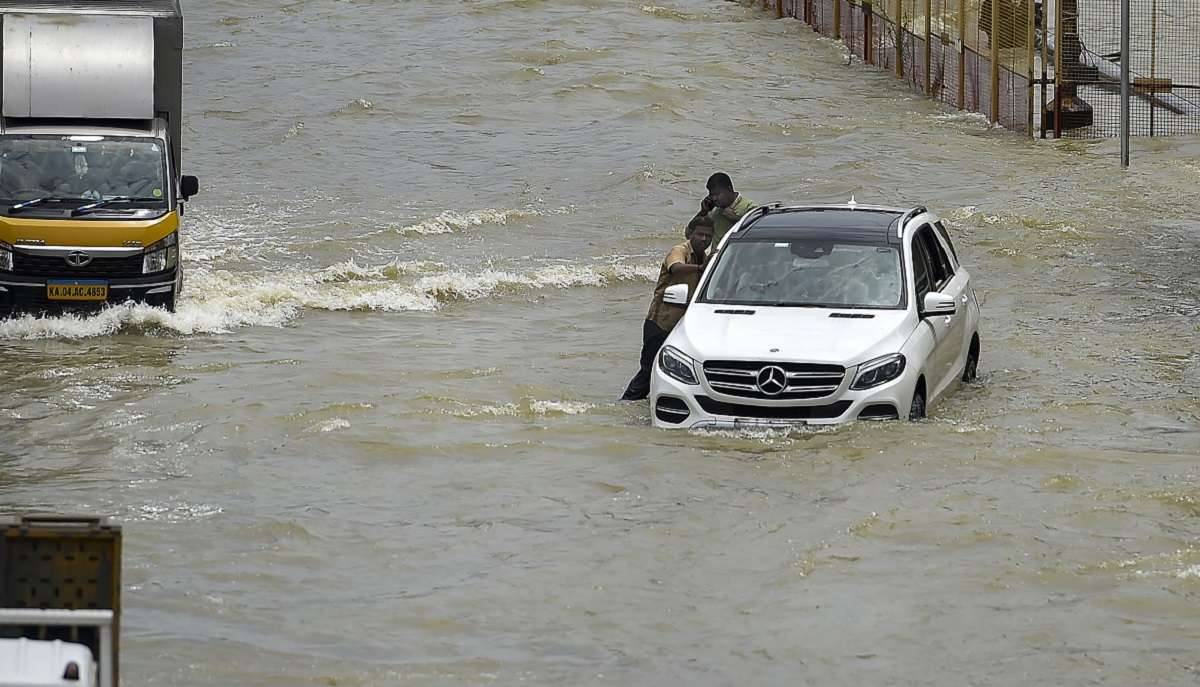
[1026,0,1035,136]
[989,0,1000,123]
[1039,0,1048,137]
[1120,0,1130,165]
[923,0,932,93]
[956,0,965,109]
[865,0,873,64]
[1149,0,1158,136]
[1054,0,1063,137]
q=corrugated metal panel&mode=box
[0,0,179,17]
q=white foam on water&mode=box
[386,206,572,236]
[450,398,596,418]
[312,418,351,433]
[639,5,710,21]
[412,262,656,302]
[131,501,224,523]
[528,400,595,415]
[1177,564,1200,579]
[0,258,657,340]
[932,111,991,126]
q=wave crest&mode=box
[0,259,656,339]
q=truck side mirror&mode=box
[180,175,199,200]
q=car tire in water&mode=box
[962,337,980,383]
[908,387,926,421]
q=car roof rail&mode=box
[734,202,783,233]
[894,205,927,238]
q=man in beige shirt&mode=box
[689,172,756,246]
[621,216,715,401]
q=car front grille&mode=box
[12,252,146,279]
[702,360,846,400]
[694,396,852,420]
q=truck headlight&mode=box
[659,346,699,386]
[143,232,178,274]
[851,353,906,390]
[0,241,11,272]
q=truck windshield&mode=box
[701,239,904,309]
[0,135,168,214]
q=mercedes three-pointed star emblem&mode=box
[756,365,788,396]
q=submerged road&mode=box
[2,0,1199,683]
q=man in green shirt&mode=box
[689,172,756,245]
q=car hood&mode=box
[669,304,915,366]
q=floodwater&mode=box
[2,0,1199,684]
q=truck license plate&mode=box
[47,280,108,301]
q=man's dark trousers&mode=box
[621,319,669,400]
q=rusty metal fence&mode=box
[758,0,1200,139]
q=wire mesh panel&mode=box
[813,0,837,36]
[757,0,1200,139]
[1042,0,1200,137]
[845,0,866,62]
[874,10,898,73]
[763,0,1036,133]
[964,51,992,113]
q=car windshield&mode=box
[700,238,904,308]
[0,135,168,213]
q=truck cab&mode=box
[0,1,198,315]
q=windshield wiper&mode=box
[9,197,87,213]
[71,197,163,217]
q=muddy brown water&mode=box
[2,0,1198,684]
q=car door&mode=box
[909,229,949,392]
[936,220,977,358]
[915,224,967,398]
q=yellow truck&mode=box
[0,0,198,315]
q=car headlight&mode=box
[659,345,700,385]
[0,241,11,272]
[851,353,906,390]
[143,232,178,274]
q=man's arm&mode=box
[668,261,703,276]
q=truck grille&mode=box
[12,252,146,279]
[703,360,846,400]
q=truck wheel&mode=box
[147,293,176,313]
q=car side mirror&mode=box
[663,283,690,306]
[180,175,200,201]
[921,291,956,317]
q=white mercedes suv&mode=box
[650,203,980,429]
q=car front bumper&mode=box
[649,362,920,429]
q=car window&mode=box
[700,239,904,309]
[911,237,933,303]
[934,221,959,263]
[916,226,953,290]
